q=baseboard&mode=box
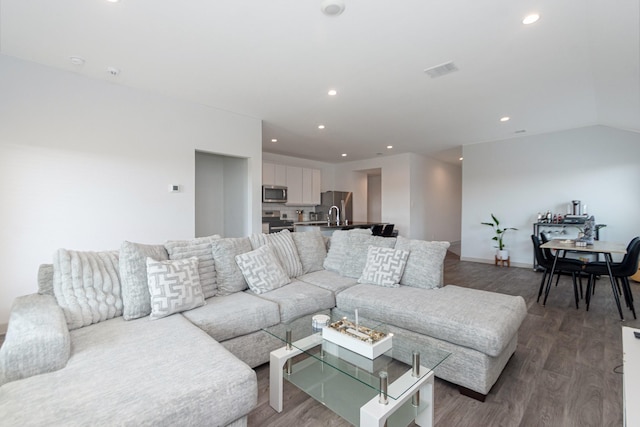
[460,256,531,269]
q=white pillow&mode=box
[235,245,291,294]
[395,236,450,289]
[358,246,410,288]
[249,230,303,278]
[146,257,205,320]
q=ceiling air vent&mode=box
[424,61,458,78]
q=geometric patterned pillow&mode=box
[358,246,410,288]
[235,245,291,294]
[146,257,205,320]
[249,230,303,278]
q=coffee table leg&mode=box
[360,368,434,427]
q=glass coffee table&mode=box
[263,313,450,427]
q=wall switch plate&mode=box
[169,185,180,192]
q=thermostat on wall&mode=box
[169,185,180,193]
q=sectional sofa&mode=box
[0,229,527,425]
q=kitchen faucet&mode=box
[328,205,340,226]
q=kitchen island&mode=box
[293,221,386,236]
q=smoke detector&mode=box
[321,0,345,16]
[424,61,459,78]
[69,56,85,66]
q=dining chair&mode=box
[583,236,640,319]
[371,224,383,236]
[381,224,395,237]
[532,234,586,309]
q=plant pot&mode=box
[497,250,509,260]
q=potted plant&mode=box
[482,214,518,260]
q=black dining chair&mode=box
[371,224,383,236]
[583,236,640,319]
[532,234,586,309]
[381,224,395,237]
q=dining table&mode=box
[540,239,633,320]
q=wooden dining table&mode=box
[540,239,632,320]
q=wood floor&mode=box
[249,253,640,427]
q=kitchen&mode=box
[262,161,389,236]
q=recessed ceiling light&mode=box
[271,139,277,143]
[522,14,540,25]
[320,0,345,16]
[106,66,121,77]
[69,56,85,66]
[386,145,393,149]
[318,125,325,129]
[341,153,347,157]
[459,157,464,161]
[106,0,120,3]
[328,89,337,96]
[500,116,510,122]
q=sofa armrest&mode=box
[0,294,70,386]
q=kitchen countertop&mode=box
[293,221,386,229]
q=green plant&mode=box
[481,214,518,250]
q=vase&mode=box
[497,249,509,260]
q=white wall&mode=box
[333,153,462,240]
[461,125,640,267]
[0,55,262,328]
[367,174,382,222]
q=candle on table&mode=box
[355,309,359,330]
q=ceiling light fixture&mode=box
[106,0,120,3]
[386,145,393,149]
[328,89,337,96]
[69,56,85,66]
[500,116,510,122]
[318,125,325,129]
[320,0,345,16]
[271,139,278,143]
[459,157,464,161]
[341,153,347,157]
[522,14,540,25]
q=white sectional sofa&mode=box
[0,229,527,425]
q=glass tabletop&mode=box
[263,311,451,401]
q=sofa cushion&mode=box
[119,240,169,320]
[291,230,327,274]
[235,245,291,294]
[296,270,358,295]
[146,257,205,320]
[211,237,252,296]
[254,280,335,323]
[37,264,54,296]
[164,234,221,298]
[0,315,257,427]
[182,292,281,342]
[358,246,409,288]
[336,284,527,357]
[340,232,397,278]
[395,236,450,289]
[52,248,122,330]
[249,230,303,278]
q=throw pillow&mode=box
[340,231,397,279]
[146,257,205,320]
[249,230,303,278]
[291,230,327,274]
[395,236,450,289]
[211,237,252,295]
[358,246,410,288]
[52,249,122,330]
[164,234,221,299]
[119,240,169,320]
[235,245,291,294]
[37,264,54,296]
[323,230,351,272]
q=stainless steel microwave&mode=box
[262,185,287,203]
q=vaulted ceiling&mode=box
[1,0,638,164]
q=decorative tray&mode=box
[321,318,392,359]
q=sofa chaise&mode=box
[0,229,527,425]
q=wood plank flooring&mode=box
[249,253,640,426]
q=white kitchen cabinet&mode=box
[285,166,303,205]
[263,162,287,186]
[302,168,321,205]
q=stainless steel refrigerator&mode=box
[319,191,353,224]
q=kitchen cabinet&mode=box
[285,166,303,205]
[262,162,287,187]
[302,168,321,205]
